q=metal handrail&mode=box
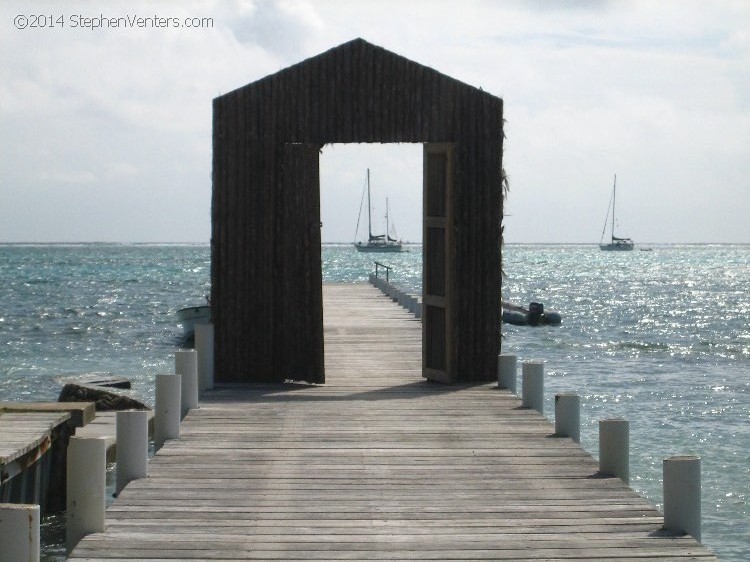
[373,261,392,283]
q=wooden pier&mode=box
[68,283,715,561]
[1,402,93,510]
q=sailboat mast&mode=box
[367,169,372,240]
[385,197,390,245]
[611,174,617,241]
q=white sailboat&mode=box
[599,174,634,251]
[353,169,403,253]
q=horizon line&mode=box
[1,241,748,246]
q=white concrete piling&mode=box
[521,360,544,413]
[0,503,40,562]
[195,323,215,393]
[398,292,408,308]
[155,373,181,450]
[497,353,517,392]
[663,455,702,542]
[66,436,106,554]
[175,348,199,419]
[554,393,581,443]
[115,410,149,495]
[599,418,630,484]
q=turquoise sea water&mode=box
[0,243,747,560]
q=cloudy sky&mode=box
[1,0,748,243]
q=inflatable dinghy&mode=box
[502,301,561,326]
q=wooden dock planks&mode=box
[0,411,70,471]
[68,283,716,561]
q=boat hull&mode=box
[177,305,210,338]
[354,243,403,253]
[599,242,634,251]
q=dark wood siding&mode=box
[212,38,503,383]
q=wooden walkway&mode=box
[68,284,715,561]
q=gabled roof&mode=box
[215,38,502,143]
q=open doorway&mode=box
[319,143,423,292]
[320,144,422,245]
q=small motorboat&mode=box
[177,296,210,338]
[502,301,561,326]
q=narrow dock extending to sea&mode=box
[68,283,716,561]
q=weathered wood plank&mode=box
[0,411,70,463]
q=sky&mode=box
[1,0,748,244]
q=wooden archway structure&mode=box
[212,38,504,384]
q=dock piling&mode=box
[555,393,581,443]
[599,418,630,484]
[66,437,105,554]
[497,354,517,392]
[664,455,701,542]
[155,374,181,450]
[521,360,544,412]
[175,349,199,419]
[195,323,214,393]
[115,410,149,495]
[0,503,39,562]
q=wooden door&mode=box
[277,143,325,383]
[422,143,454,383]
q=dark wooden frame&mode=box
[212,38,504,384]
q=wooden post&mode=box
[664,455,701,542]
[497,354,517,392]
[521,361,544,412]
[555,393,580,443]
[155,373,181,450]
[115,410,148,495]
[0,503,39,562]
[599,418,629,484]
[175,349,199,419]
[66,437,106,554]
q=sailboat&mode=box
[353,169,403,253]
[599,174,634,251]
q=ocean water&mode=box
[1,243,747,560]
[500,244,749,562]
